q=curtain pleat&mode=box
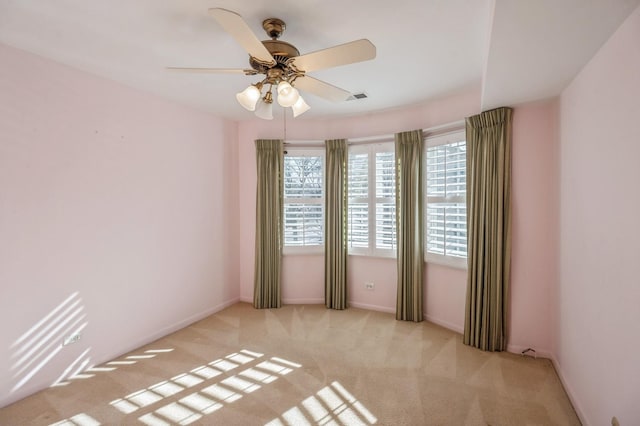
[254,139,284,309]
[463,107,512,351]
[395,130,424,322]
[325,139,348,309]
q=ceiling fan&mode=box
[168,8,376,119]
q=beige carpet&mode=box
[0,303,580,425]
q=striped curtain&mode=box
[395,130,424,322]
[463,107,513,351]
[325,139,349,309]
[254,139,284,309]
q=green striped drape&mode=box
[324,139,349,310]
[253,139,284,309]
[463,107,513,351]
[395,130,424,322]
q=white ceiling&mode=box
[0,0,638,121]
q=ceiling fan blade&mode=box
[292,39,376,72]
[294,76,352,102]
[166,67,251,74]
[208,8,275,66]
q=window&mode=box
[348,143,396,257]
[283,149,324,253]
[424,131,467,267]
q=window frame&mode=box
[348,142,396,258]
[282,147,325,255]
[424,130,468,269]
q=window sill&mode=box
[348,251,396,260]
[282,248,467,270]
[283,246,324,256]
[425,254,467,270]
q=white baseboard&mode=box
[239,297,325,305]
[98,297,240,368]
[348,302,395,314]
[424,314,464,334]
[282,298,324,304]
[0,297,241,409]
[550,355,589,425]
[150,297,240,341]
[239,298,395,313]
[506,343,553,360]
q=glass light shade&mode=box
[254,99,273,120]
[276,81,300,107]
[291,95,310,117]
[235,85,261,111]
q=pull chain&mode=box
[283,108,287,143]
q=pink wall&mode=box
[237,90,481,321]
[282,255,324,303]
[509,99,559,356]
[237,87,560,357]
[424,264,467,332]
[558,5,640,425]
[8,6,629,413]
[349,257,398,313]
[0,43,239,407]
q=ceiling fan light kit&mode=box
[169,8,376,120]
[291,96,311,118]
[254,94,274,120]
[276,81,300,107]
[235,83,263,111]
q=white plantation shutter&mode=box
[283,152,324,249]
[348,153,369,249]
[375,151,396,251]
[349,153,369,198]
[284,204,323,245]
[348,143,396,256]
[425,133,467,265]
[425,203,466,256]
[348,203,369,248]
[376,203,396,250]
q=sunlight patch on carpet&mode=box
[49,412,101,426]
[267,381,377,425]
[135,351,301,425]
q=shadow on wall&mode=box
[10,292,90,393]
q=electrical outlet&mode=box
[365,282,374,290]
[63,332,82,346]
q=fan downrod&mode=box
[249,17,300,73]
[263,18,286,39]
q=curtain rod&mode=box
[283,119,465,147]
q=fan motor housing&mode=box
[249,39,300,73]
[249,17,300,73]
[262,39,299,58]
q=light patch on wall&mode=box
[51,347,92,387]
[10,292,89,393]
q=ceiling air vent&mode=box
[348,93,368,101]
